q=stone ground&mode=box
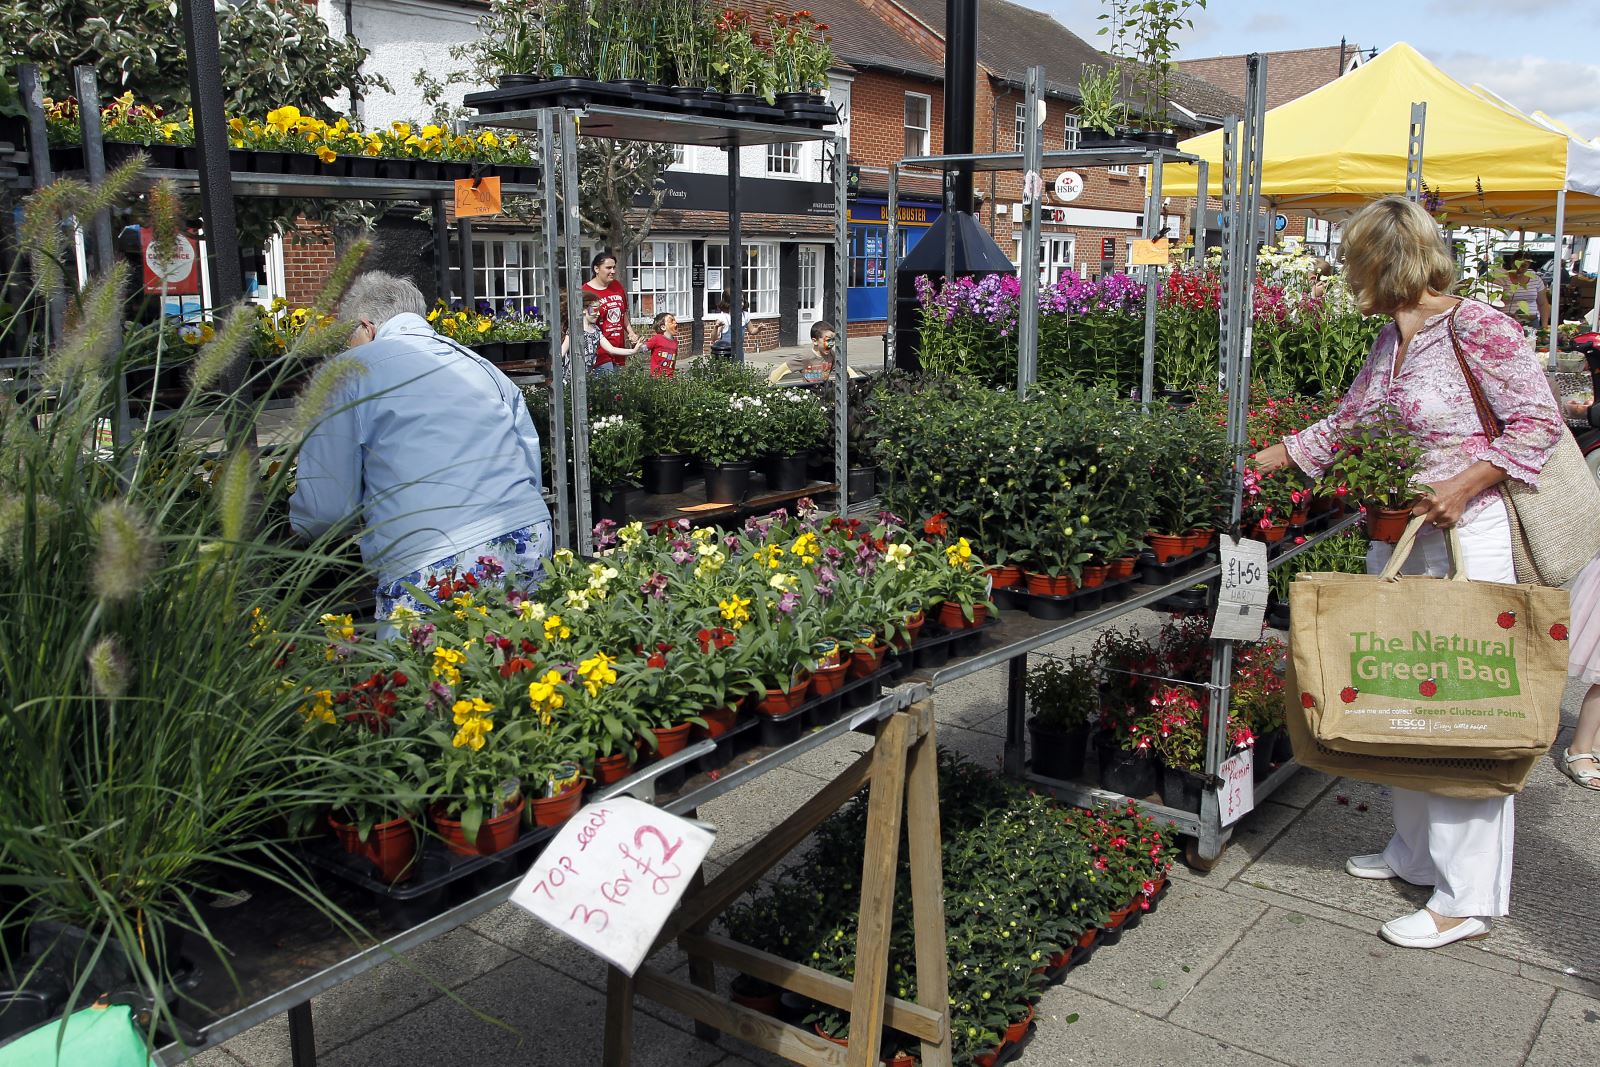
[189,608,1600,1067]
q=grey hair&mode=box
[339,271,427,328]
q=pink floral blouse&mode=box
[1284,299,1563,526]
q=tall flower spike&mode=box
[92,499,159,604]
[215,447,255,546]
[43,262,130,387]
[86,635,131,699]
[187,303,259,393]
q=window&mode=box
[670,144,686,166]
[1109,162,1130,176]
[628,240,691,320]
[1064,113,1080,151]
[903,93,931,157]
[1014,103,1026,152]
[848,226,910,288]
[1012,234,1076,285]
[767,142,800,175]
[464,235,547,314]
[704,242,779,317]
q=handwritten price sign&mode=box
[510,797,714,976]
[1218,748,1255,827]
[1211,535,1269,641]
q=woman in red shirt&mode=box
[583,251,640,370]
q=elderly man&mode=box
[291,272,552,623]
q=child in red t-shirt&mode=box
[644,312,679,377]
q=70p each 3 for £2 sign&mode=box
[510,797,714,976]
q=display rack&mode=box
[468,105,849,556]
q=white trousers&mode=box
[1363,498,1516,917]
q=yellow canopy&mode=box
[1166,42,1600,234]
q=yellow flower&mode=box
[391,121,412,139]
[452,695,494,723]
[719,595,752,628]
[387,603,421,631]
[618,521,645,546]
[576,652,618,696]
[543,615,571,641]
[478,130,500,148]
[769,572,798,593]
[316,145,337,164]
[452,714,493,751]
[431,646,466,685]
[526,670,565,725]
[517,599,547,621]
[299,689,335,724]
[320,612,355,641]
[885,542,912,570]
[789,532,819,565]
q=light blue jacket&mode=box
[290,312,551,581]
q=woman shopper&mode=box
[583,250,640,370]
[1254,196,1564,950]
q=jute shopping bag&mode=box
[1285,515,1568,797]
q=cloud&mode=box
[1436,52,1600,137]
[1244,12,1290,33]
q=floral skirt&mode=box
[375,522,552,634]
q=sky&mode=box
[1038,0,1600,137]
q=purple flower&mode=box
[408,623,437,651]
[640,571,670,599]
[824,545,844,562]
[475,555,505,579]
[777,591,800,614]
[429,680,452,702]
[592,519,619,550]
[876,509,906,528]
[670,544,694,566]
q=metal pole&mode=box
[1193,160,1209,265]
[1217,119,1238,393]
[1405,101,1427,203]
[886,162,899,370]
[72,68,131,450]
[431,194,451,304]
[537,112,571,552]
[460,218,476,308]
[559,110,593,554]
[1017,66,1044,397]
[1003,655,1028,777]
[1550,188,1567,366]
[832,128,850,507]
[17,64,64,346]
[179,0,248,423]
[1140,153,1163,405]
[727,135,743,362]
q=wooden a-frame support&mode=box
[601,700,952,1067]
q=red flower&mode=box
[1300,691,1315,709]
[1497,611,1516,629]
[1340,686,1358,703]
[923,511,949,537]
[391,671,408,687]
[1551,623,1569,641]
[646,652,667,669]
[1418,679,1437,697]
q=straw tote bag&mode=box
[1447,302,1600,587]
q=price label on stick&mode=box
[1211,535,1269,641]
[1219,747,1255,826]
[510,798,713,976]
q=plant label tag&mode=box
[1211,535,1268,641]
[1130,237,1170,266]
[1219,747,1255,826]
[510,798,713,976]
[455,176,502,218]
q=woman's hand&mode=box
[1566,398,1591,420]
[1410,462,1508,529]
[1252,443,1294,474]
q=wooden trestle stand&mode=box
[602,700,953,1066]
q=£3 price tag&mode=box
[510,797,714,976]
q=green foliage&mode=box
[1327,405,1426,509]
[589,414,644,496]
[1026,654,1098,731]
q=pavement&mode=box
[191,607,1600,1067]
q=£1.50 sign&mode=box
[510,797,714,976]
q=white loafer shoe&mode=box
[1345,853,1398,880]
[1379,909,1489,949]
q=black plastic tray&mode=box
[1136,544,1212,585]
[998,573,1140,621]
[756,664,892,747]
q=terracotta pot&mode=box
[592,751,634,785]
[884,1055,916,1067]
[731,989,781,1016]
[814,1023,849,1048]
[433,797,525,857]
[649,722,693,758]
[937,600,987,629]
[1004,1005,1035,1045]
[1365,506,1413,543]
[892,612,925,652]
[1110,556,1138,580]
[1025,571,1075,597]
[1106,901,1136,929]
[1147,533,1188,564]
[1260,522,1289,544]
[758,675,812,716]
[974,1047,1002,1066]
[1290,506,1311,526]
[1048,948,1071,968]
[693,704,739,740]
[850,643,887,678]
[329,813,416,883]
[1077,927,1098,949]
[529,781,584,828]
[987,564,1022,589]
[810,660,849,696]
[1080,564,1108,588]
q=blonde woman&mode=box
[1255,196,1563,950]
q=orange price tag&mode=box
[1130,237,1170,266]
[455,176,503,218]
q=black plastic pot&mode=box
[347,155,379,179]
[1162,766,1206,812]
[591,482,629,527]
[1029,720,1089,781]
[1096,736,1158,797]
[1273,728,1293,765]
[247,149,284,173]
[641,453,687,495]
[378,158,412,180]
[767,452,809,492]
[1079,127,1146,150]
[0,990,55,1042]
[847,465,877,503]
[497,73,543,87]
[704,462,752,504]
[283,151,318,175]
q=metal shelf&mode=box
[898,145,1200,173]
[140,167,542,201]
[471,103,835,148]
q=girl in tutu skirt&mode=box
[1560,552,1600,789]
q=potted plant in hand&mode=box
[590,414,643,526]
[1326,405,1424,543]
[1026,654,1097,781]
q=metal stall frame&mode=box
[468,105,846,556]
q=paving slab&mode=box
[469,899,687,990]
[1170,907,1553,1066]
[1023,988,1285,1066]
[932,722,1006,775]
[695,765,836,853]
[317,955,728,1067]
[1263,767,1335,809]
[1063,878,1265,1016]
[1190,799,1306,886]
[775,727,874,782]
[1525,988,1600,1067]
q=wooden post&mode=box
[904,707,952,1066]
[844,713,910,1066]
[602,966,635,1066]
